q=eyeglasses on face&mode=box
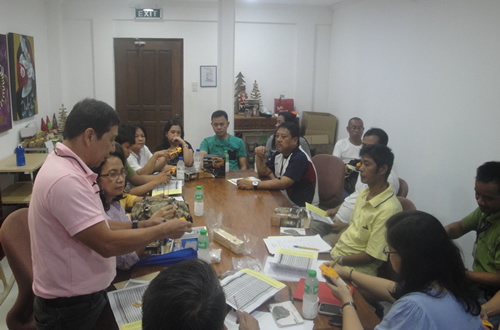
[100,169,127,180]
[383,246,398,256]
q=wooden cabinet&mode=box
[234,115,276,167]
[234,114,277,132]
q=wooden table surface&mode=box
[0,153,47,173]
[97,170,380,330]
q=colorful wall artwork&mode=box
[0,34,12,132]
[8,33,38,121]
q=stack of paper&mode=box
[268,248,317,272]
[263,234,332,255]
[221,269,285,313]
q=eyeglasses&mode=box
[100,169,127,180]
[383,246,398,256]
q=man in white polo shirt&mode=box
[29,98,192,329]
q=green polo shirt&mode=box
[200,134,247,170]
[125,161,136,181]
[462,208,500,274]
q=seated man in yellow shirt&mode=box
[330,144,402,276]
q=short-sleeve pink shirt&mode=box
[29,143,116,299]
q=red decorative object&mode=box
[274,98,294,113]
[41,117,47,132]
[52,113,58,129]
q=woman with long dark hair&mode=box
[155,120,194,167]
[326,210,483,329]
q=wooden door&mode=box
[114,38,183,151]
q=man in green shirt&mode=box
[200,110,247,170]
[446,161,500,327]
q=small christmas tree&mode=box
[58,104,68,137]
[250,80,263,111]
[234,72,246,114]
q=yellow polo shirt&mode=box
[119,193,137,212]
[331,184,402,276]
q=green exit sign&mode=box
[135,8,162,19]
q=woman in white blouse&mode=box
[127,124,170,175]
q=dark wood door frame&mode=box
[114,38,184,151]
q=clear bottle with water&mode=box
[302,269,319,319]
[224,150,229,172]
[176,156,185,185]
[194,185,204,216]
[194,148,201,172]
[198,229,210,263]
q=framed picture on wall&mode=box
[0,34,13,132]
[200,65,217,87]
[8,33,38,121]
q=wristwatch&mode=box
[252,181,259,190]
[132,220,139,229]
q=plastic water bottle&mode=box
[194,185,204,216]
[176,157,185,185]
[15,145,26,167]
[198,229,210,263]
[224,150,229,172]
[302,269,319,319]
[194,149,201,172]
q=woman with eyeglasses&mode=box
[94,143,175,270]
[324,210,484,329]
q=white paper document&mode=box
[221,269,285,313]
[305,203,333,224]
[263,257,326,283]
[107,283,149,326]
[263,235,332,254]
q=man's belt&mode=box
[38,289,106,308]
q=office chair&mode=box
[311,154,345,209]
[0,208,35,330]
[397,178,409,197]
[397,196,416,211]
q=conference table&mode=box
[99,169,380,330]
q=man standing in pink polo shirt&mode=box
[28,98,192,329]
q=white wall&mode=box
[235,4,332,114]
[0,0,59,162]
[56,0,333,150]
[329,0,500,267]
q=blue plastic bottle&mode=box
[16,145,26,166]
